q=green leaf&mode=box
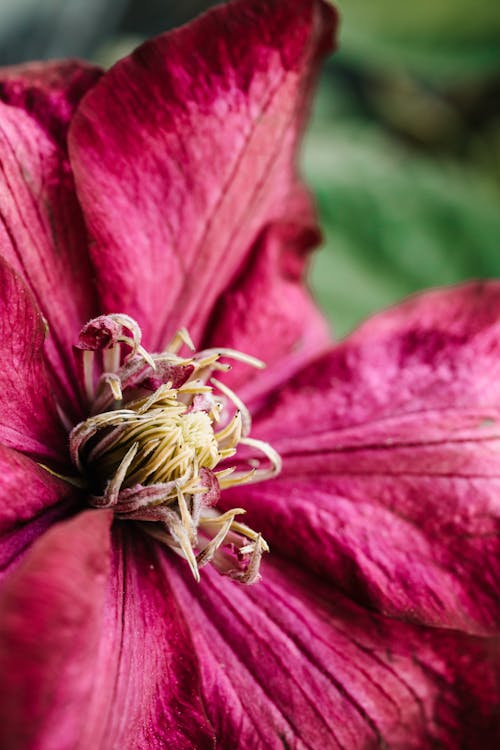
[303,123,500,337]
[336,0,500,81]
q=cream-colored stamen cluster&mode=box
[69,315,280,584]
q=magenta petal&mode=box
[0,258,66,459]
[239,282,500,634]
[0,61,101,413]
[0,60,102,141]
[69,0,337,350]
[0,511,112,750]
[0,444,77,577]
[205,184,330,398]
[0,517,215,749]
[84,527,215,749]
[170,560,500,749]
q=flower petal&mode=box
[0,60,102,140]
[0,517,216,749]
[0,61,101,414]
[0,444,76,577]
[84,527,215,749]
[69,0,337,350]
[169,558,500,749]
[232,282,500,634]
[0,257,66,459]
[0,511,112,750]
[204,184,331,398]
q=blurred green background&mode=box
[306,0,500,336]
[3,0,499,337]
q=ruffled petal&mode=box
[231,282,500,634]
[0,61,101,414]
[0,257,66,459]
[0,444,76,577]
[69,0,337,350]
[204,184,330,398]
[0,511,113,750]
[169,558,500,749]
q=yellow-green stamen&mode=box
[68,315,280,584]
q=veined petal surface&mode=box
[69,0,337,351]
[233,283,500,634]
[0,444,76,578]
[0,258,66,459]
[0,512,112,750]
[83,527,215,749]
[0,61,101,413]
[205,184,331,398]
[1,513,497,750]
[169,558,500,749]
[0,518,216,750]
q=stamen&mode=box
[137,345,156,370]
[230,521,270,552]
[176,486,194,540]
[236,534,265,584]
[214,411,242,448]
[218,469,255,490]
[211,377,252,437]
[195,347,265,370]
[82,350,95,402]
[197,510,244,568]
[102,373,123,401]
[144,520,201,583]
[37,462,87,489]
[237,436,282,483]
[96,442,139,507]
[167,327,195,354]
[67,319,281,584]
[103,345,121,374]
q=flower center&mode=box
[66,314,280,584]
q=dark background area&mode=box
[2,0,500,336]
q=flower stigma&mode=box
[66,315,281,584]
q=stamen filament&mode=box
[103,345,121,374]
[236,437,282,483]
[83,350,95,402]
[214,411,242,447]
[210,377,252,437]
[196,348,265,370]
[167,327,195,354]
[103,373,123,401]
[68,318,280,584]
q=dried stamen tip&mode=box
[69,315,280,584]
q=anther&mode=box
[67,315,281,584]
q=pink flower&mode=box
[0,0,499,748]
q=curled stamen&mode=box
[68,320,281,584]
[236,436,282,484]
[102,373,123,401]
[214,411,242,449]
[195,347,265,370]
[143,518,201,583]
[235,534,265,585]
[95,442,139,508]
[196,510,245,568]
[211,377,252,437]
[218,469,255,490]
